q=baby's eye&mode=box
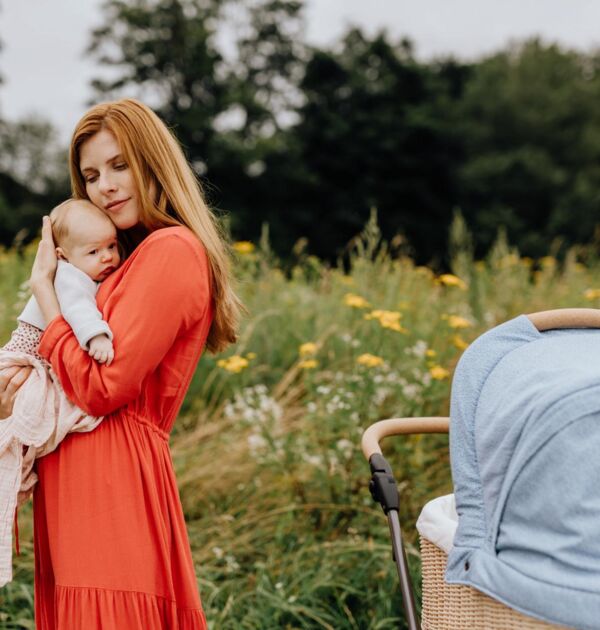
[88,249,97,255]
[109,243,116,249]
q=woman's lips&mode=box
[106,198,129,212]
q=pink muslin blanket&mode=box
[0,350,102,587]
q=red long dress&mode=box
[33,226,213,629]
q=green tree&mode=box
[0,116,68,194]
[0,4,67,246]
[251,29,466,262]
[457,39,600,257]
[88,0,308,239]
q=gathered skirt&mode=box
[33,412,207,630]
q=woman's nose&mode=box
[98,172,117,194]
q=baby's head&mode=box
[50,199,121,282]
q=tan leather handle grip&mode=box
[527,308,600,331]
[361,416,449,460]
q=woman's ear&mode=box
[55,247,68,261]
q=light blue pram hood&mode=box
[446,314,600,629]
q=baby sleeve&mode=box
[38,230,212,417]
[54,261,113,350]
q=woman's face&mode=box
[79,129,141,230]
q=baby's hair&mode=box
[49,199,113,248]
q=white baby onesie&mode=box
[18,260,113,349]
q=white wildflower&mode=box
[212,546,224,559]
[336,439,354,459]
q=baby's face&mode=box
[59,212,121,282]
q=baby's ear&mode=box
[55,247,67,261]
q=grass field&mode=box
[1,215,599,628]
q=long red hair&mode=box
[69,99,242,353]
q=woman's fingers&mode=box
[5,367,32,392]
[30,216,58,286]
[0,366,32,420]
[41,215,54,243]
[0,366,22,390]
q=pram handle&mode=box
[527,308,600,331]
[361,416,449,460]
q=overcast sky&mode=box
[1,0,600,142]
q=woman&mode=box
[1,98,241,628]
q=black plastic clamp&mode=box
[368,452,400,514]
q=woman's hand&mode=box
[0,366,32,420]
[30,216,61,324]
[30,216,58,291]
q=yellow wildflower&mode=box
[430,365,450,380]
[344,293,371,309]
[446,315,472,329]
[299,342,318,357]
[233,241,255,254]
[452,335,469,350]
[246,352,257,360]
[539,256,556,269]
[438,274,467,289]
[217,355,249,373]
[425,349,436,358]
[364,309,407,333]
[356,353,384,368]
[416,266,434,278]
[584,288,600,300]
[498,254,520,268]
[298,359,319,370]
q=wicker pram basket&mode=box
[363,309,600,629]
[363,413,573,629]
[419,537,564,629]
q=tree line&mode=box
[2,0,600,265]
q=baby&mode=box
[4,199,120,365]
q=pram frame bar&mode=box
[364,417,449,630]
[362,416,449,460]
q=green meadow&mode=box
[2,217,600,629]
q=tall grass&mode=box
[2,217,600,628]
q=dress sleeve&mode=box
[38,232,212,416]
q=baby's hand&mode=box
[88,334,114,366]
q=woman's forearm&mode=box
[32,279,61,326]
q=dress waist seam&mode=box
[118,412,169,442]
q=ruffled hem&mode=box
[36,584,207,630]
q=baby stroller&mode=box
[363,309,600,630]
